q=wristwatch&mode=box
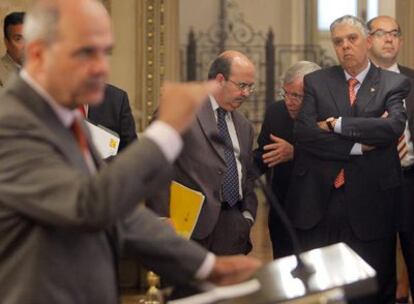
[326,117,336,131]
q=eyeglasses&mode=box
[281,88,304,102]
[369,29,401,39]
[227,79,255,93]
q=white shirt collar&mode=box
[344,61,371,84]
[209,94,220,112]
[20,69,79,128]
[386,63,400,73]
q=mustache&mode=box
[84,77,106,88]
[234,96,247,103]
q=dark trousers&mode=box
[194,203,252,255]
[398,167,414,297]
[295,188,396,304]
[268,207,293,258]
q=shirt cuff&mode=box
[334,117,342,133]
[195,252,216,280]
[350,143,363,155]
[242,211,254,224]
[143,120,183,163]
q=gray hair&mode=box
[330,15,369,37]
[23,2,60,45]
[283,61,321,85]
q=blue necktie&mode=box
[216,108,240,207]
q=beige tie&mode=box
[334,78,359,188]
[398,134,408,162]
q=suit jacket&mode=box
[399,65,414,137]
[88,84,137,152]
[397,65,414,231]
[0,54,19,87]
[287,64,410,241]
[255,100,294,204]
[154,99,258,240]
[0,76,208,304]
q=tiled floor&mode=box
[248,194,273,263]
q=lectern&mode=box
[219,242,377,304]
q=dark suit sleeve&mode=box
[254,104,274,175]
[241,123,258,219]
[118,90,138,151]
[340,76,409,146]
[295,75,355,161]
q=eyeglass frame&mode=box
[227,79,255,93]
[280,88,304,102]
[369,29,401,39]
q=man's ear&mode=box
[25,40,46,66]
[216,73,226,86]
[366,35,373,50]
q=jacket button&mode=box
[217,170,223,175]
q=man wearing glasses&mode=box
[254,61,320,259]
[368,15,414,304]
[154,50,258,255]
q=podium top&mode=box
[220,243,377,304]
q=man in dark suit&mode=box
[287,15,410,304]
[368,15,414,304]
[156,51,258,255]
[88,83,137,152]
[254,61,320,259]
[0,1,261,303]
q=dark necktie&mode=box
[334,78,359,188]
[216,108,240,206]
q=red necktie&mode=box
[71,118,91,161]
[334,78,359,188]
[78,105,86,117]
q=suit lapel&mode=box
[9,76,94,174]
[355,65,379,114]
[327,67,352,116]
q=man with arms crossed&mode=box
[288,15,410,304]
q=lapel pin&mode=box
[370,87,375,93]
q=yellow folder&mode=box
[169,181,205,239]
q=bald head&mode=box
[24,0,110,46]
[208,50,254,80]
[23,0,113,108]
[367,15,402,68]
[208,50,255,111]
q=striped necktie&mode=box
[334,78,359,188]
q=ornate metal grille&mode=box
[181,0,336,133]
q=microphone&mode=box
[209,132,315,289]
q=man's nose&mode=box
[90,53,109,75]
